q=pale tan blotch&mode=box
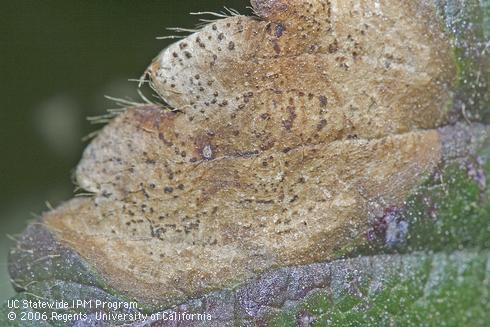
[146,0,453,160]
[52,107,442,307]
[46,0,454,307]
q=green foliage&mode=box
[442,0,490,121]
[269,251,489,326]
[405,164,490,252]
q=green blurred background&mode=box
[0,0,249,303]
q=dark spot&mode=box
[158,133,173,147]
[328,39,338,53]
[317,119,327,131]
[102,190,112,198]
[258,140,273,152]
[319,96,328,107]
[236,150,259,157]
[275,24,285,38]
[273,42,281,54]
[164,187,174,194]
[260,113,270,120]
[256,199,274,204]
[282,106,297,131]
[228,41,235,50]
[308,44,319,54]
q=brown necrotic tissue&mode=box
[44,0,454,307]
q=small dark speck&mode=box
[273,43,281,54]
[275,24,285,38]
[317,119,327,131]
[319,96,328,107]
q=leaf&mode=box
[2,0,490,326]
[38,0,459,307]
[268,250,490,327]
[2,133,490,325]
[439,0,490,120]
[3,249,489,326]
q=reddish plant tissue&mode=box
[367,207,409,246]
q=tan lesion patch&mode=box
[45,0,451,307]
[46,109,441,306]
